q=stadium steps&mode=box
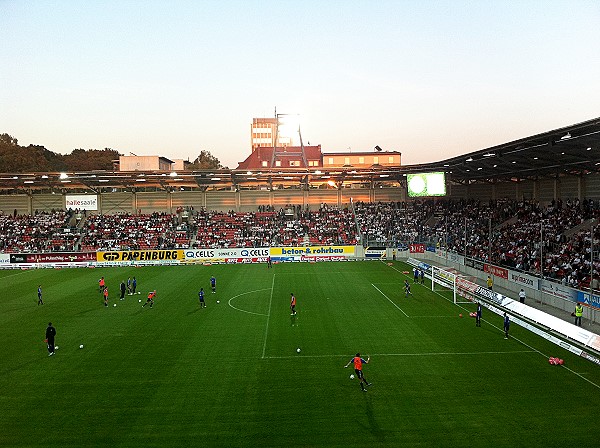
[564,218,596,238]
[424,214,439,227]
[495,215,518,230]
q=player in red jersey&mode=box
[344,353,372,391]
[143,290,156,308]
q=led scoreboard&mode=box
[407,172,446,197]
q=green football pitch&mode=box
[1,261,599,447]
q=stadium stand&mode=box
[0,210,77,252]
[0,198,598,290]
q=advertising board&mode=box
[97,250,185,263]
[65,194,98,211]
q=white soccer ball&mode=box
[138,299,142,303]
[350,374,355,380]
[217,300,220,304]
[137,291,141,294]
[296,348,301,353]
[79,344,84,349]
[113,303,117,307]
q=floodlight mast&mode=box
[272,112,307,169]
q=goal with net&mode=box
[431,265,474,304]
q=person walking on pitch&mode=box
[404,280,412,297]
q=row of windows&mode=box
[256,156,398,168]
[326,156,395,165]
[259,160,321,167]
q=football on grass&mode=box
[350,374,355,380]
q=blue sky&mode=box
[1,0,599,169]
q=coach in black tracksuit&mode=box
[46,322,56,356]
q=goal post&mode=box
[431,266,471,304]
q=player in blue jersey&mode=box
[37,285,44,305]
[404,280,412,297]
[503,313,510,339]
[198,288,206,308]
[476,302,482,327]
[210,275,216,293]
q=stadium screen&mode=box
[407,172,446,197]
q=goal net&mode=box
[431,266,471,304]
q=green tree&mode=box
[188,150,226,170]
[0,133,18,146]
[0,136,65,172]
[64,148,121,171]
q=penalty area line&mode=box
[372,283,409,317]
[384,261,600,390]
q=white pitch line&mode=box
[264,350,536,360]
[384,261,600,390]
[372,283,409,317]
[261,275,275,359]
[227,288,272,316]
[0,269,32,279]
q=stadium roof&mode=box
[1,117,599,192]
[404,116,600,184]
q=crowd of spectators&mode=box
[192,204,357,248]
[1,198,599,290]
[0,209,78,252]
[354,198,600,290]
[79,212,182,251]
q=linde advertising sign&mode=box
[66,194,98,210]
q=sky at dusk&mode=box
[1,0,599,169]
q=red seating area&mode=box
[80,212,184,251]
[193,207,358,248]
[0,210,75,252]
